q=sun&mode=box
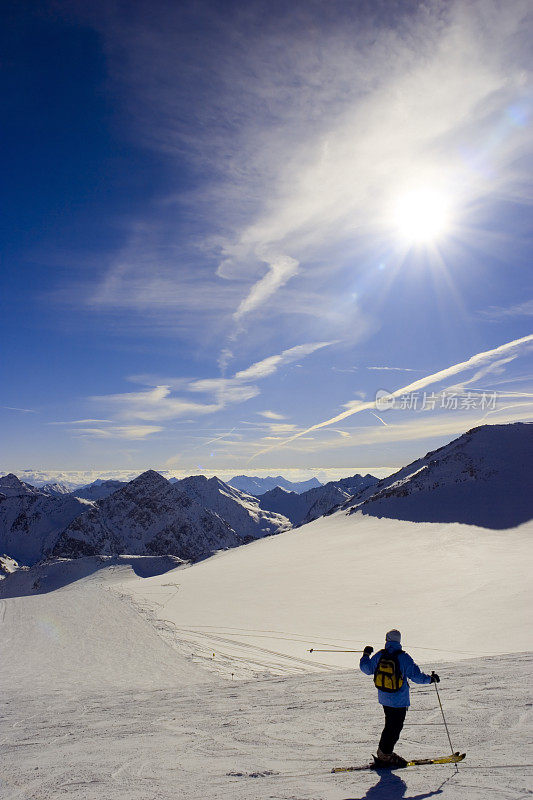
[393,188,451,245]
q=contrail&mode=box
[250,334,533,461]
[190,427,238,451]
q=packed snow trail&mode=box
[0,558,215,694]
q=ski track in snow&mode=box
[1,556,532,799]
[1,653,532,799]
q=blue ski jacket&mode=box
[359,640,432,707]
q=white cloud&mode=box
[211,0,531,325]
[92,386,221,422]
[231,252,299,323]
[268,423,298,434]
[289,404,533,454]
[233,341,334,382]
[257,410,286,420]
[72,425,163,440]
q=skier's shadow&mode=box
[343,770,444,800]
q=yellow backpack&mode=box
[373,650,404,692]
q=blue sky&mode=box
[2,0,532,481]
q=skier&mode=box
[360,629,440,767]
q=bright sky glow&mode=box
[1,0,532,477]
[393,189,452,244]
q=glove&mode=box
[430,671,440,683]
[363,646,374,656]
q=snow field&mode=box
[1,508,532,799]
[115,511,533,677]
[2,645,531,798]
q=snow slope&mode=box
[0,557,213,694]
[113,510,532,677]
[0,547,531,800]
[1,423,531,799]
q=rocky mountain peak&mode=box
[0,474,39,497]
[128,470,169,491]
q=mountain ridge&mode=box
[345,422,533,529]
[50,470,241,562]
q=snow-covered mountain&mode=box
[73,479,127,501]
[299,483,356,524]
[227,474,322,495]
[257,473,379,525]
[50,470,241,561]
[0,474,92,565]
[0,473,41,498]
[346,422,533,529]
[255,486,309,524]
[39,482,73,496]
[173,475,291,539]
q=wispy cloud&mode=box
[72,425,163,440]
[257,410,286,420]
[1,406,37,413]
[331,428,352,438]
[267,423,298,434]
[230,342,334,382]
[251,334,533,459]
[71,0,531,346]
[367,366,422,372]
[92,341,335,424]
[92,386,221,423]
[477,299,533,320]
[49,418,114,426]
[230,252,299,325]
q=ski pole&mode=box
[433,679,455,758]
[308,649,363,653]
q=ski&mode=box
[331,751,466,773]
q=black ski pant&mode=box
[378,705,407,754]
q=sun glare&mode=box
[393,189,451,245]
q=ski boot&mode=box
[374,749,408,768]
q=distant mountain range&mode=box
[0,469,370,566]
[226,475,322,495]
[257,474,378,525]
[1,423,530,570]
